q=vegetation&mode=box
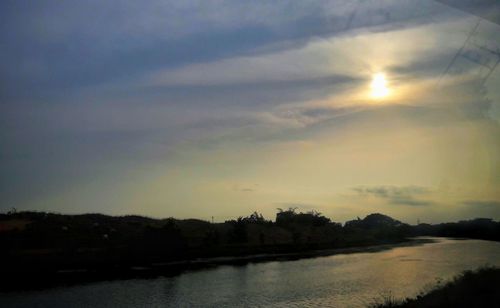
[371,267,500,308]
[0,209,498,291]
[411,218,500,241]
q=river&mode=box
[1,237,499,307]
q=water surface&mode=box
[2,238,499,307]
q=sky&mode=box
[1,0,500,223]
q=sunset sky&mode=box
[1,0,500,223]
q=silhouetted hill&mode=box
[345,213,405,229]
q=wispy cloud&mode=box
[1,0,499,221]
[462,200,500,208]
[353,186,435,206]
[232,184,259,193]
[461,200,500,218]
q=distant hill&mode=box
[345,213,405,229]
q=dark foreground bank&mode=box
[2,237,437,292]
[371,267,500,308]
[1,209,498,291]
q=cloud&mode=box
[232,184,259,193]
[1,0,499,219]
[142,16,463,89]
[353,185,435,206]
[0,0,459,102]
[461,200,500,218]
[462,200,500,208]
[353,186,431,197]
[391,198,435,207]
[435,0,500,25]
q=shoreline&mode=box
[371,266,500,308]
[1,237,435,293]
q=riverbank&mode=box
[2,238,499,307]
[2,210,498,292]
[1,211,418,291]
[0,237,434,292]
[371,267,500,308]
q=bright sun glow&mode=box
[370,73,390,98]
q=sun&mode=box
[370,73,390,99]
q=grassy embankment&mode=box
[371,267,500,308]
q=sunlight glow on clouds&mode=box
[1,0,499,223]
